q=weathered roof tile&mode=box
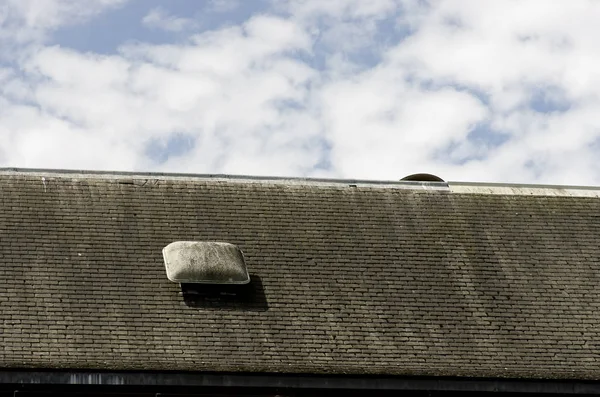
[0,170,599,379]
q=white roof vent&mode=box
[162,241,250,284]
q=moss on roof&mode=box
[0,170,599,380]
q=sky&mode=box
[1,0,599,185]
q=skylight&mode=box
[162,241,250,284]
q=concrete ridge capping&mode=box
[0,167,599,196]
[449,181,600,197]
[0,167,448,191]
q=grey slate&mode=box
[0,171,600,380]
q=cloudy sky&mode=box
[1,0,599,185]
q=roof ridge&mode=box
[1,167,599,195]
[0,167,449,190]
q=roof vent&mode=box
[162,241,250,284]
[401,173,445,182]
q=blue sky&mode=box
[1,0,599,185]
[53,1,269,54]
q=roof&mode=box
[1,168,600,380]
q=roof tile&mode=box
[0,172,599,379]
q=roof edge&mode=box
[1,370,599,393]
[0,167,449,191]
[1,168,599,196]
[449,181,600,197]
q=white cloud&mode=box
[2,14,318,176]
[319,67,489,179]
[1,0,600,186]
[0,0,128,43]
[279,0,402,56]
[381,0,600,184]
[142,7,197,32]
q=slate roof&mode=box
[1,169,600,380]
